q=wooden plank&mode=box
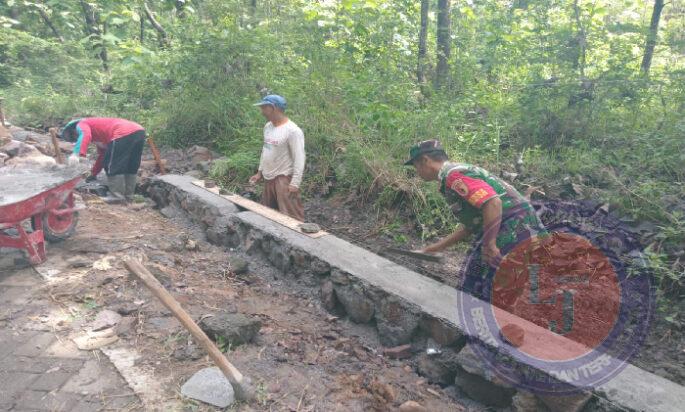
[191,180,329,239]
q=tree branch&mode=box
[417,0,429,84]
[434,0,451,89]
[36,4,63,43]
[572,0,587,79]
[143,1,169,47]
[140,7,145,43]
[79,0,108,71]
[640,0,666,75]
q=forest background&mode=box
[0,0,683,322]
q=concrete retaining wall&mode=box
[145,175,685,412]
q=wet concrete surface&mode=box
[0,166,85,207]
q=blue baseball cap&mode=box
[254,94,287,111]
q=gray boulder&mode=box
[199,312,261,346]
[181,367,234,408]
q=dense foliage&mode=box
[1,0,684,317]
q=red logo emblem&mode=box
[492,232,620,361]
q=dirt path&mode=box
[2,196,473,411]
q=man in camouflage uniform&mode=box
[405,140,546,301]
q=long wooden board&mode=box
[192,180,329,239]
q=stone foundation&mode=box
[144,175,685,412]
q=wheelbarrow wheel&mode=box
[31,199,79,242]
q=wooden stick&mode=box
[0,98,6,127]
[146,136,166,174]
[122,258,254,401]
[49,127,66,164]
[383,247,444,263]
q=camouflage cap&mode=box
[404,139,446,165]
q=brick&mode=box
[61,359,124,394]
[383,344,412,360]
[101,393,140,409]
[0,357,83,374]
[14,390,80,411]
[0,329,38,360]
[0,269,40,287]
[44,339,88,359]
[30,371,74,391]
[69,400,102,412]
[0,285,33,306]
[0,371,40,403]
[12,333,56,357]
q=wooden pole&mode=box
[146,136,166,174]
[122,258,254,401]
[49,127,66,164]
[0,98,6,127]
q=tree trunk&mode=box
[8,6,20,20]
[143,1,169,47]
[140,8,145,43]
[8,5,23,29]
[248,0,257,24]
[36,4,64,43]
[79,0,108,71]
[435,0,451,89]
[417,0,429,84]
[640,0,665,75]
[572,0,586,79]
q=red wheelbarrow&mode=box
[0,169,84,265]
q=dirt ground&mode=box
[5,195,474,411]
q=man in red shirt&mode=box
[60,118,146,200]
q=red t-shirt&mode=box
[71,118,144,175]
[73,118,144,156]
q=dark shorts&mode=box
[103,130,146,176]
